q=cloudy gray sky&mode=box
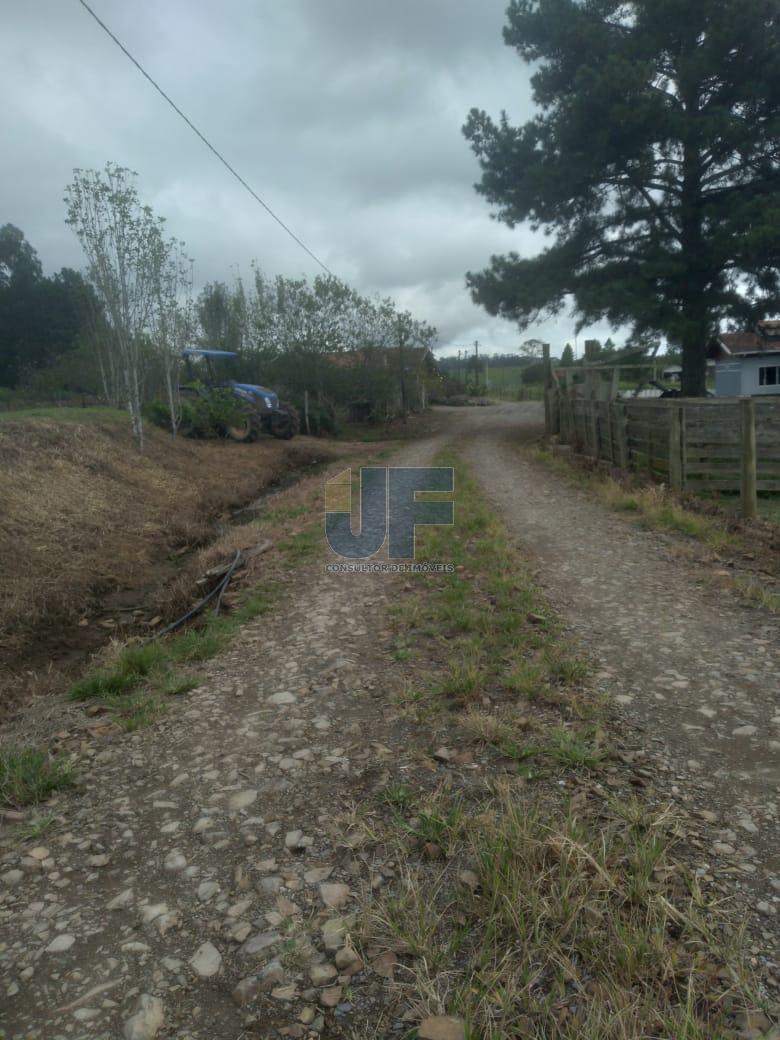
[2,0,618,357]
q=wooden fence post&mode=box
[648,425,655,478]
[741,398,758,519]
[543,344,553,434]
[669,404,683,491]
[615,402,629,470]
[606,400,614,463]
[588,398,599,459]
[551,386,561,435]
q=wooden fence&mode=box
[549,392,780,518]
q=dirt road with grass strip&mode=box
[456,402,780,910]
[1,405,778,1039]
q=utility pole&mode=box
[397,316,407,420]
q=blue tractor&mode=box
[181,349,298,441]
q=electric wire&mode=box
[76,0,335,278]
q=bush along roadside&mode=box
[354,449,770,1040]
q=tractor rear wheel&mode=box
[269,404,298,440]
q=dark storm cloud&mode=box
[1,0,615,356]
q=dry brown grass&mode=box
[360,783,764,1040]
[0,415,341,709]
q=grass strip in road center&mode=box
[356,448,767,1040]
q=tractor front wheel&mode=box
[225,414,255,442]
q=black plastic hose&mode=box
[149,549,243,641]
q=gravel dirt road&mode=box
[1,403,777,1039]
[455,402,779,905]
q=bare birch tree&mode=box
[150,238,192,436]
[65,163,165,449]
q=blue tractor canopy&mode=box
[181,348,278,406]
[182,349,239,360]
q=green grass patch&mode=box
[394,449,592,736]
[67,520,315,727]
[530,446,738,551]
[0,747,73,808]
[278,525,321,563]
[730,575,780,614]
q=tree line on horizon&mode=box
[0,165,437,444]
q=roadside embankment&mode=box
[0,414,341,722]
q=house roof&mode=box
[713,320,780,358]
[718,332,763,353]
[720,349,780,361]
[323,346,432,369]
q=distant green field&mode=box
[484,365,530,391]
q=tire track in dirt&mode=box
[0,436,447,1039]
[454,401,779,937]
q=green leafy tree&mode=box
[560,343,575,366]
[0,224,42,288]
[197,281,244,353]
[464,0,780,396]
[0,225,95,388]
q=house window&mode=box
[759,366,779,386]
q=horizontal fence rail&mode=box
[549,392,780,518]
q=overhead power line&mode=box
[75,0,335,278]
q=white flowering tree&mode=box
[150,238,193,435]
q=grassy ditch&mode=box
[357,450,767,1039]
[65,517,322,731]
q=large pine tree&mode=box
[464,0,780,395]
